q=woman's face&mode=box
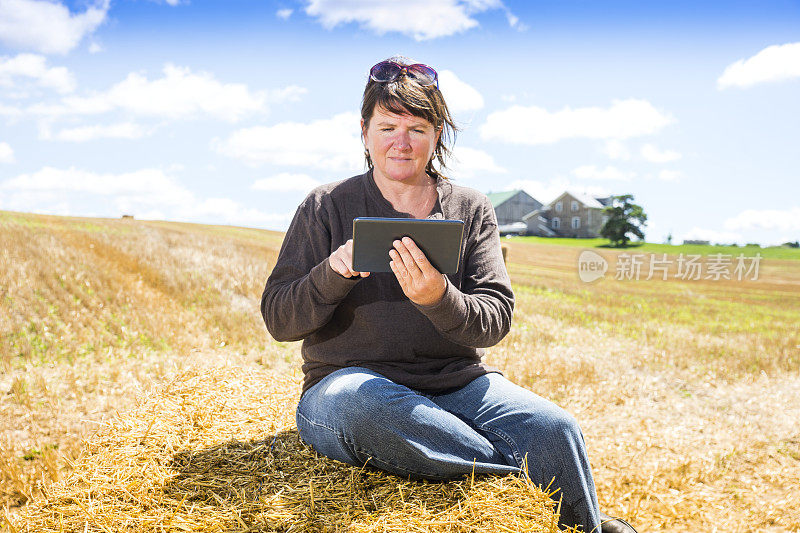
[362,106,440,186]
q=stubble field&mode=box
[1,210,799,531]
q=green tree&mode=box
[600,194,648,247]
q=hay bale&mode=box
[7,364,566,532]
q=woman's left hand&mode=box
[389,237,447,306]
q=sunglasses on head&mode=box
[369,61,439,89]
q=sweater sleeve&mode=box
[261,193,360,342]
[412,198,514,348]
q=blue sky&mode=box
[1,0,798,245]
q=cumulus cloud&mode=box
[0,141,13,163]
[276,8,293,19]
[0,103,22,117]
[718,42,800,89]
[657,169,682,181]
[447,146,505,180]
[507,177,610,205]
[303,0,517,40]
[0,166,291,227]
[572,165,634,181]
[724,206,800,232]
[481,99,674,145]
[214,112,363,171]
[0,0,109,55]
[26,64,306,123]
[96,64,275,121]
[602,139,631,160]
[439,70,483,114]
[0,53,75,93]
[41,122,152,142]
[252,172,322,193]
[641,143,681,163]
[0,166,193,200]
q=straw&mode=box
[9,364,568,532]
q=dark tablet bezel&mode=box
[352,217,465,274]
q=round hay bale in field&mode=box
[7,364,566,532]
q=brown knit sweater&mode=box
[261,170,514,396]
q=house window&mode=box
[555,201,562,213]
[552,217,560,229]
[571,201,579,212]
[572,217,580,229]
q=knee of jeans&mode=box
[539,407,583,446]
[313,369,389,425]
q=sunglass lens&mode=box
[370,61,402,82]
[407,64,437,86]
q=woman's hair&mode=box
[361,56,458,180]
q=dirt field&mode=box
[2,210,798,531]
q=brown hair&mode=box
[361,56,458,181]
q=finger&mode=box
[389,258,408,289]
[400,237,438,276]
[393,239,422,278]
[331,257,352,278]
[389,251,408,280]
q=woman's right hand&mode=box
[328,239,370,278]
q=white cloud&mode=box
[641,143,681,163]
[0,166,194,201]
[657,169,683,181]
[573,165,634,181]
[724,207,800,232]
[0,166,291,228]
[0,103,22,117]
[0,0,109,55]
[481,99,675,145]
[0,53,75,93]
[252,173,322,193]
[88,42,102,54]
[602,139,631,160]
[99,64,270,121]
[214,112,364,171]
[27,64,304,122]
[276,8,293,19]
[507,177,610,205]
[267,85,308,102]
[303,0,515,40]
[718,42,800,89]
[439,70,483,114]
[447,146,505,179]
[42,122,152,142]
[679,227,742,245]
[0,141,13,163]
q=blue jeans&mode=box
[296,367,601,531]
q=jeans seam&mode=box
[297,411,450,479]
[297,409,339,434]
[345,436,447,479]
[477,424,524,467]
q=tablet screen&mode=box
[352,217,465,274]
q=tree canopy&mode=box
[600,194,648,247]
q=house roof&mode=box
[568,191,606,209]
[542,190,610,209]
[486,190,521,208]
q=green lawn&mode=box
[508,235,800,260]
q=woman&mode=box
[262,57,636,533]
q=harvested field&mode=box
[2,210,799,531]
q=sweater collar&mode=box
[363,168,449,219]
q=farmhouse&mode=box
[489,189,614,238]
[487,190,542,235]
[524,191,613,238]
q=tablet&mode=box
[352,217,465,274]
